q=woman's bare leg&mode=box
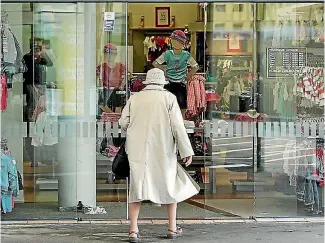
[129,202,141,236]
[167,203,178,231]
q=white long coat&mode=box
[119,85,200,204]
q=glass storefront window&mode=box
[0,1,324,221]
[255,3,324,217]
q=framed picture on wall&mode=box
[155,7,170,28]
[227,33,242,52]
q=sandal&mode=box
[167,226,183,239]
[129,231,140,243]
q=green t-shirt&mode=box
[156,50,198,83]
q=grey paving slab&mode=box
[1,222,323,243]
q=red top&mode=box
[0,75,8,111]
[96,62,125,89]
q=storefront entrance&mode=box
[1,1,324,221]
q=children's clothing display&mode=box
[143,36,170,62]
[282,139,324,215]
[153,30,199,112]
[1,10,25,80]
[272,13,324,47]
[295,67,324,107]
[1,138,21,214]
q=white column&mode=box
[58,3,97,208]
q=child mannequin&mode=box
[96,43,126,108]
[153,30,199,113]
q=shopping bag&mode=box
[112,141,130,178]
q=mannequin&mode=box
[96,43,126,112]
[153,30,199,115]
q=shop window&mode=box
[212,24,226,40]
[233,4,244,12]
[215,5,226,12]
[233,23,243,29]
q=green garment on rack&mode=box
[277,82,296,121]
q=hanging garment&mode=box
[223,79,242,104]
[31,111,58,147]
[1,138,11,156]
[296,67,324,107]
[0,153,18,213]
[10,29,25,73]
[0,74,8,111]
[143,37,151,61]
[119,85,200,204]
[273,81,280,112]
[292,20,306,47]
[0,24,17,65]
[130,79,145,92]
[32,94,46,122]
[272,21,283,47]
[185,75,206,119]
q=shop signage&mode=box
[155,7,170,28]
[266,47,307,78]
[103,12,115,31]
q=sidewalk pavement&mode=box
[1,220,324,243]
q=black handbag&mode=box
[107,88,127,111]
[17,171,24,190]
[112,141,130,178]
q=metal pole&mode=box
[252,3,263,173]
[125,1,129,221]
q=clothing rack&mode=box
[307,54,324,68]
[144,32,172,36]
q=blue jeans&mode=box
[296,175,321,214]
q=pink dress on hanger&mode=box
[0,75,8,111]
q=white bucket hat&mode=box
[143,68,168,85]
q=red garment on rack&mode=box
[130,79,144,92]
[234,112,265,122]
[314,148,324,186]
[186,75,206,119]
[0,75,8,111]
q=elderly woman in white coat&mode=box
[119,68,200,243]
